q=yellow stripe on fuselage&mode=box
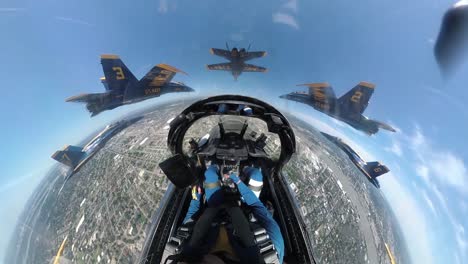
[385,243,397,264]
[296,82,330,88]
[53,236,68,264]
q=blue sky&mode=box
[1,0,467,263]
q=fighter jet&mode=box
[435,0,468,77]
[321,132,389,188]
[51,117,141,181]
[280,82,396,135]
[66,54,194,116]
[206,43,267,80]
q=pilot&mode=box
[217,104,253,116]
[172,165,284,264]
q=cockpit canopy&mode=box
[161,95,296,189]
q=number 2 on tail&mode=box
[351,91,362,103]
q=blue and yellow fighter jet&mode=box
[66,54,194,116]
[321,132,389,188]
[206,43,268,81]
[280,82,396,135]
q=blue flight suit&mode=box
[183,165,285,263]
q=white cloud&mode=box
[421,189,437,216]
[0,8,25,12]
[55,16,93,26]
[282,0,298,13]
[272,12,299,30]
[455,224,467,261]
[409,127,426,149]
[431,183,449,213]
[158,0,168,13]
[405,126,468,192]
[415,164,430,183]
[385,139,403,157]
[380,174,434,264]
[395,125,468,262]
[430,152,467,187]
[0,171,45,262]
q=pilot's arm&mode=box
[229,170,285,263]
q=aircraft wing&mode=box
[206,63,233,71]
[296,83,337,110]
[209,48,231,60]
[241,51,267,61]
[373,120,397,132]
[242,64,267,72]
[66,92,110,103]
[139,64,187,88]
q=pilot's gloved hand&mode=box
[191,185,203,201]
[226,172,241,185]
[204,165,222,206]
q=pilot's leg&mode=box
[243,167,263,198]
[204,165,223,207]
[183,186,202,224]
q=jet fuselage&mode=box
[67,55,193,116]
[280,84,388,136]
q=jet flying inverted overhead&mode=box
[280,82,396,135]
[206,43,267,80]
[66,54,194,116]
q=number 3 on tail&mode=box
[112,67,125,80]
[351,91,362,103]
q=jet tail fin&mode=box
[364,161,389,178]
[51,145,85,168]
[337,82,375,116]
[100,54,137,92]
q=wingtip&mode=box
[359,81,376,89]
[296,82,330,87]
[101,54,120,59]
[65,96,76,102]
[157,63,188,75]
[65,93,85,102]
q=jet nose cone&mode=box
[279,94,288,99]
